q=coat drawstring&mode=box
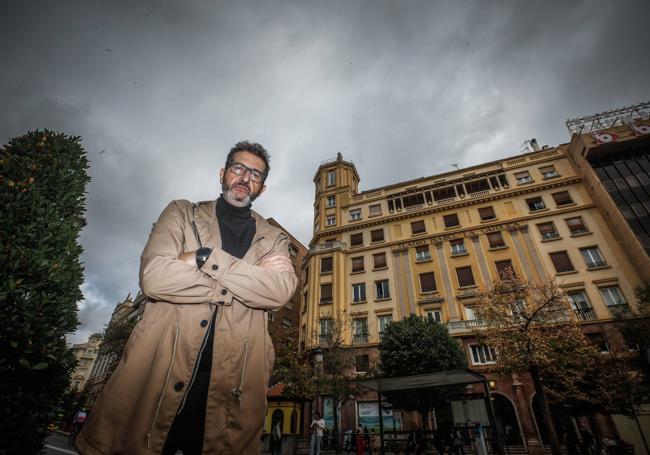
[231,337,249,408]
[147,321,180,449]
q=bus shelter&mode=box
[356,368,503,455]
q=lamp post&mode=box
[312,348,324,416]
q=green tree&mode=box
[272,324,314,405]
[0,130,89,454]
[98,317,137,375]
[378,314,467,428]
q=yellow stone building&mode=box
[300,102,650,451]
[70,333,103,391]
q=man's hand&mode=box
[179,251,196,266]
[259,254,293,273]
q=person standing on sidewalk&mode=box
[76,141,298,455]
[270,420,283,455]
[310,412,326,455]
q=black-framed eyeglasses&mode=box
[226,160,266,183]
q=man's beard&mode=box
[221,180,260,207]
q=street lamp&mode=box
[313,348,324,415]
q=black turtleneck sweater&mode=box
[215,195,256,260]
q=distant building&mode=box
[70,333,102,391]
[266,218,308,349]
[300,102,650,451]
[84,292,145,405]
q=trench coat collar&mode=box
[193,200,277,264]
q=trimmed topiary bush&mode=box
[0,130,89,454]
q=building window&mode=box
[526,197,546,211]
[373,252,387,269]
[375,280,390,299]
[415,245,431,261]
[352,283,366,303]
[350,233,363,247]
[487,231,506,249]
[580,246,606,268]
[378,315,393,339]
[552,191,574,206]
[537,222,559,240]
[326,171,336,186]
[539,165,559,179]
[326,216,336,226]
[320,284,332,304]
[326,195,336,207]
[549,251,575,273]
[355,355,370,373]
[566,217,589,235]
[419,272,437,293]
[371,229,385,243]
[443,213,460,228]
[351,257,365,273]
[350,209,362,221]
[426,310,442,323]
[495,260,514,280]
[586,333,610,353]
[470,345,497,365]
[567,291,596,321]
[599,286,631,317]
[515,171,533,185]
[450,239,467,255]
[411,220,426,234]
[478,206,496,221]
[369,204,382,217]
[353,319,369,344]
[319,318,332,344]
[320,257,333,274]
[456,266,476,287]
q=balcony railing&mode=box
[310,241,346,253]
[353,333,369,344]
[607,303,631,318]
[446,319,487,334]
[319,334,332,345]
[573,307,597,321]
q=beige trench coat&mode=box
[76,199,298,454]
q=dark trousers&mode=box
[161,371,210,455]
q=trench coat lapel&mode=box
[193,201,222,251]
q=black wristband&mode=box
[195,247,213,269]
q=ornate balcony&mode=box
[446,319,487,334]
[573,307,597,321]
[607,303,631,318]
[353,333,369,345]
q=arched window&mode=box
[271,409,284,434]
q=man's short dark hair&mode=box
[226,141,271,178]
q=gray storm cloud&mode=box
[2,0,649,343]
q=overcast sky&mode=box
[2,0,649,344]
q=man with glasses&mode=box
[77,141,298,455]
